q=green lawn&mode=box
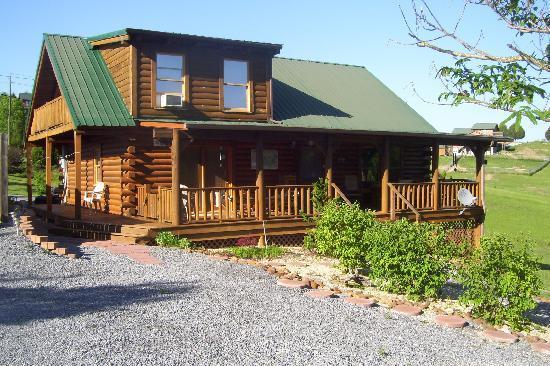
[442,142,550,296]
[8,172,28,197]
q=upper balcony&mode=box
[28,96,73,141]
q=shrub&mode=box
[305,200,376,270]
[312,178,328,213]
[366,219,461,300]
[155,231,193,249]
[32,170,46,195]
[226,246,284,259]
[458,234,542,330]
[8,146,24,173]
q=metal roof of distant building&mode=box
[43,34,134,128]
[452,127,473,135]
[270,57,438,134]
[471,122,499,130]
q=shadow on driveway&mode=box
[0,281,195,326]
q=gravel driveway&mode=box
[0,223,546,366]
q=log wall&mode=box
[135,41,271,121]
[66,135,125,215]
[99,44,131,108]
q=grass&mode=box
[8,172,27,196]
[442,141,550,296]
[8,169,60,197]
[226,246,285,259]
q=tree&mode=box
[499,121,526,139]
[545,127,550,141]
[402,0,549,129]
[0,94,27,147]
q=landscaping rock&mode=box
[393,304,423,316]
[435,315,468,328]
[483,329,519,344]
[531,342,550,355]
[343,297,376,308]
[305,290,334,299]
[276,278,308,289]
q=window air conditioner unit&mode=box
[160,94,182,107]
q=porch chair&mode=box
[83,182,105,210]
[457,188,477,215]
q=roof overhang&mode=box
[136,119,512,146]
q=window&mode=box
[156,54,185,107]
[223,59,249,111]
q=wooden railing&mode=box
[266,185,314,218]
[31,96,72,135]
[331,183,352,205]
[440,181,479,208]
[182,186,258,222]
[387,180,479,218]
[136,184,172,222]
[388,183,421,221]
[389,182,434,211]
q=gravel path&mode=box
[0,223,547,366]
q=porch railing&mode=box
[136,185,173,223]
[266,185,314,218]
[388,180,479,217]
[440,181,479,208]
[183,186,259,222]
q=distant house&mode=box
[18,92,32,109]
[449,123,504,155]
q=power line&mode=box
[0,74,34,81]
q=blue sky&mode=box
[1,0,547,140]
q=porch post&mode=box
[26,144,33,206]
[171,129,181,225]
[45,137,53,218]
[255,136,265,247]
[431,141,440,210]
[325,136,333,198]
[380,137,390,213]
[74,131,82,220]
[475,144,485,208]
[199,147,207,216]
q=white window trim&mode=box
[155,53,186,108]
[223,59,250,112]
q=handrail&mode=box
[388,183,421,222]
[331,183,352,206]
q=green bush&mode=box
[458,234,542,330]
[155,231,193,249]
[226,245,284,259]
[32,170,46,196]
[312,178,328,213]
[305,200,376,270]
[366,219,461,300]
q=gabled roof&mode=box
[452,127,472,135]
[471,122,499,130]
[88,28,282,54]
[271,58,438,134]
[42,34,134,128]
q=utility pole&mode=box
[7,75,11,146]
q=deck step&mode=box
[48,226,111,241]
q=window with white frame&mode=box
[223,59,249,111]
[156,54,185,107]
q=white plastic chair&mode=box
[457,188,477,215]
[83,182,105,209]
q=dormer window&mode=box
[156,54,185,108]
[223,59,249,112]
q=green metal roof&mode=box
[270,57,438,134]
[452,128,473,135]
[44,34,134,127]
[471,122,498,130]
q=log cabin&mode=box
[25,29,508,246]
